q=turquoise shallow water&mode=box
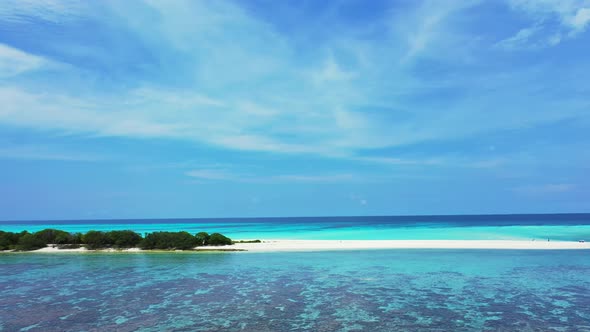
[2,215,590,331]
[2,214,590,241]
[1,250,590,331]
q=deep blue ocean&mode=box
[2,214,590,331]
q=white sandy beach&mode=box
[224,239,590,252]
[19,240,590,253]
[32,246,142,253]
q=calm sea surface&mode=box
[1,213,590,240]
[1,250,589,331]
[2,214,590,331]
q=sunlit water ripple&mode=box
[1,250,590,331]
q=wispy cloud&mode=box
[311,55,356,84]
[511,0,590,33]
[0,0,589,218]
[0,44,47,77]
[354,155,513,170]
[349,193,368,206]
[467,158,508,169]
[397,0,477,62]
[186,166,357,183]
[0,0,588,166]
[353,156,444,166]
[185,169,234,181]
[270,174,355,183]
[512,183,576,195]
[0,144,104,161]
[495,25,543,49]
[0,0,84,23]
[499,0,590,48]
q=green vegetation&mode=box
[0,228,234,251]
[195,232,210,246]
[16,233,47,251]
[83,231,111,250]
[232,239,262,244]
[0,231,21,250]
[194,232,233,246]
[34,229,75,244]
[81,230,144,249]
[57,244,82,249]
[107,230,142,248]
[139,231,197,250]
[208,233,233,246]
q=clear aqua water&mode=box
[1,250,590,331]
[2,214,590,331]
[2,214,590,241]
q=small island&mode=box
[0,228,241,252]
[3,228,589,253]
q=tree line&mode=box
[0,229,233,251]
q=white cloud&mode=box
[0,84,352,155]
[0,144,103,161]
[0,0,84,23]
[513,183,576,195]
[269,174,355,183]
[396,0,480,62]
[0,0,587,165]
[131,88,226,108]
[312,56,355,84]
[547,33,562,45]
[571,7,590,31]
[400,4,449,62]
[353,156,443,166]
[237,101,278,117]
[0,44,47,77]
[349,193,368,206]
[0,87,188,139]
[468,158,507,169]
[495,26,541,49]
[501,0,590,48]
[186,169,234,181]
[185,167,357,183]
[354,155,511,169]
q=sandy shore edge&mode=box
[7,239,586,253]
[227,240,590,251]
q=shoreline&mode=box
[228,239,590,251]
[2,239,588,253]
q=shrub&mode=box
[0,231,19,250]
[83,231,111,249]
[195,232,210,246]
[57,244,81,249]
[140,231,197,250]
[16,233,47,251]
[54,232,74,244]
[172,231,198,250]
[233,239,261,243]
[208,233,232,246]
[106,230,142,248]
[34,229,73,244]
[72,233,84,244]
[0,228,232,251]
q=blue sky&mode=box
[0,0,589,220]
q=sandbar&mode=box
[223,239,590,252]
[7,239,588,253]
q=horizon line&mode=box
[2,212,589,224]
